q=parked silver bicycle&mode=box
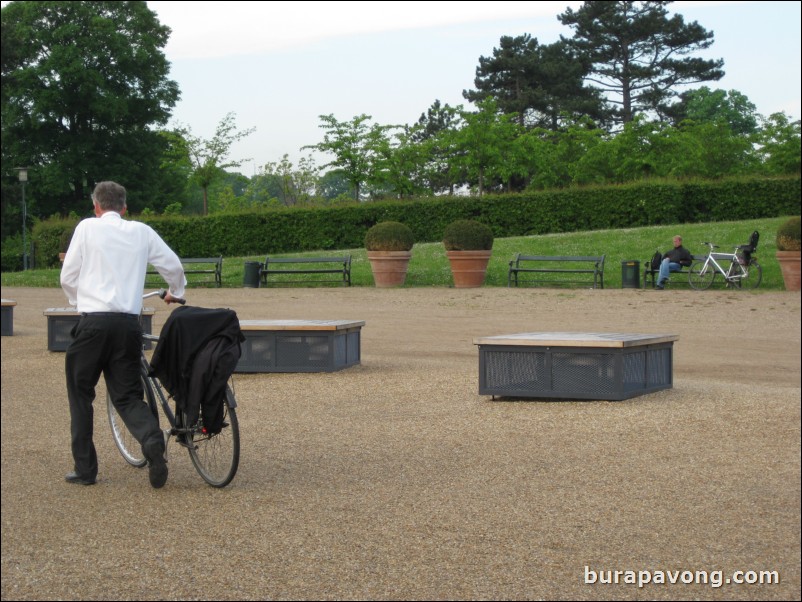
[688,241,762,290]
[106,290,240,487]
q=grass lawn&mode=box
[1,216,792,290]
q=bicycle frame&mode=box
[141,333,238,436]
[107,290,241,487]
[689,242,762,290]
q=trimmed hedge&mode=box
[23,176,801,269]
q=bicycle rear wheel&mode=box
[688,260,716,290]
[184,385,240,488]
[107,373,158,468]
[740,259,762,289]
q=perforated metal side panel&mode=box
[647,348,671,386]
[277,335,330,369]
[236,327,362,373]
[346,331,360,364]
[479,341,674,400]
[1,307,13,336]
[553,352,616,395]
[624,351,646,391]
[239,334,275,371]
[48,316,80,351]
[483,350,548,394]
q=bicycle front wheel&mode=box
[107,373,158,468]
[184,385,240,488]
[688,260,716,290]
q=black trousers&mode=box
[65,314,163,479]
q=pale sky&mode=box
[9,0,802,172]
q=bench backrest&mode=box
[264,256,351,266]
[182,256,222,264]
[644,254,706,272]
[513,254,605,265]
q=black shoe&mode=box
[145,442,168,489]
[148,457,168,489]
[65,471,96,486]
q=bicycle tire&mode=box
[688,259,716,290]
[741,259,762,289]
[184,384,240,488]
[107,372,158,468]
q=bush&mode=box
[31,217,79,268]
[364,221,414,251]
[776,216,801,251]
[20,175,799,267]
[442,220,494,251]
[1,233,24,272]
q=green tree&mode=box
[370,128,431,199]
[451,99,523,195]
[754,113,802,175]
[523,117,608,189]
[151,130,193,213]
[558,1,724,125]
[316,169,354,202]
[1,1,179,219]
[411,100,463,194]
[303,114,392,201]
[261,154,318,206]
[181,112,255,215]
[665,87,758,135]
[464,35,607,130]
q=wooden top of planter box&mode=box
[474,332,679,348]
[44,307,155,316]
[2,299,17,307]
[239,319,365,331]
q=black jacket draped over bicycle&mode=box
[150,306,244,434]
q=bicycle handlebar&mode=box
[700,242,746,254]
[144,289,186,305]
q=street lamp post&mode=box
[15,167,29,270]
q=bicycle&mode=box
[688,242,762,290]
[106,290,240,487]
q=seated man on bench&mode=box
[655,235,693,290]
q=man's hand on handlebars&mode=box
[158,289,186,305]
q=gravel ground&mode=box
[1,285,800,601]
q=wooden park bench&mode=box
[260,255,352,287]
[508,254,606,289]
[148,256,223,288]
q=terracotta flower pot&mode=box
[776,251,801,291]
[367,251,412,287]
[446,250,492,288]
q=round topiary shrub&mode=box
[364,221,414,252]
[442,220,494,251]
[776,216,801,251]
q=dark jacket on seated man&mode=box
[656,235,693,288]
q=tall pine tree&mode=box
[464,35,607,130]
[558,1,724,125]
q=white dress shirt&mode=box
[60,212,186,314]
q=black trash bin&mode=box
[243,261,262,288]
[621,260,640,288]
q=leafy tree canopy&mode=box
[1,0,179,216]
[303,114,394,201]
[179,111,255,215]
[558,0,724,125]
[464,34,608,130]
[664,87,758,135]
